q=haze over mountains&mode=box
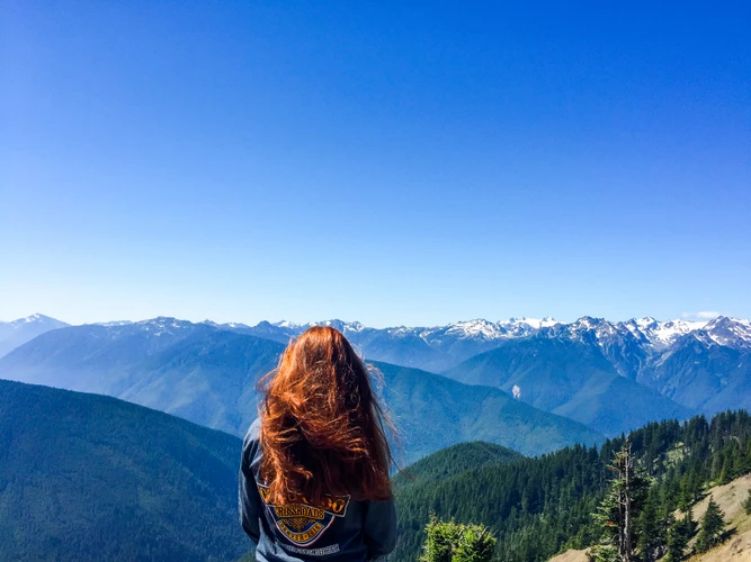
[0,317,601,460]
[445,337,692,435]
[2,312,748,438]
[0,313,68,357]
[166,313,751,423]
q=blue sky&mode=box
[2,1,750,327]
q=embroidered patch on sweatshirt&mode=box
[257,484,350,547]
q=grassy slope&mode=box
[684,473,751,561]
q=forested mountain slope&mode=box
[0,379,249,562]
[374,361,602,460]
[393,441,523,489]
[444,337,692,435]
[392,410,751,562]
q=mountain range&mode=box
[215,314,751,423]
[444,337,692,435]
[4,313,749,436]
[0,318,602,461]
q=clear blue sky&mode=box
[2,1,749,327]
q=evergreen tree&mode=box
[421,516,458,562]
[695,497,725,553]
[420,516,496,562]
[664,513,689,562]
[718,456,731,484]
[636,489,665,561]
[453,524,497,562]
[592,440,650,562]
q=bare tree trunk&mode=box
[623,440,631,562]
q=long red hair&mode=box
[257,326,393,506]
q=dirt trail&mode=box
[548,548,588,562]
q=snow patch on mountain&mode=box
[630,318,709,348]
[71,313,751,355]
[508,317,559,329]
[445,319,508,339]
[696,316,751,349]
[3,314,65,327]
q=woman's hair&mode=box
[257,325,393,506]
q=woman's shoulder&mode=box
[241,417,262,462]
[243,417,261,444]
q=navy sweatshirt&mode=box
[238,419,397,561]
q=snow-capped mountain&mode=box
[191,314,749,375]
[5,312,749,420]
[627,317,709,348]
[0,314,68,358]
[229,317,562,371]
[437,317,558,339]
[693,316,751,349]
[535,315,751,368]
[537,315,735,349]
[240,314,751,417]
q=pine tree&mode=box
[592,440,650,562]
[677,472,696,511]
[718,456,731,484]
[664,513,689,562]
[695,497,725,553]
[636,489,665,561]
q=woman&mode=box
[239,326,397,561]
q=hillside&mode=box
[684,473,751,561]
[392,411,751,562]
[0,319,288,435]
[646,333,751,415]
[0,321,603,462]
[373,361,602,460]
[445,337,693,435]
[548,474,751,561]
[0,379,248,561]
[393,441,523,490]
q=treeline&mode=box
[393,410,751,562]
